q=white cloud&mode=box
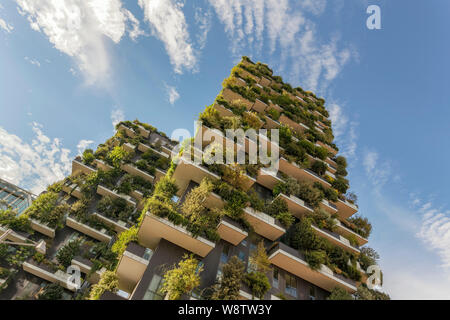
[363,150,391,189]
[16,0,143,85]
[164,83,180,105]
[207,0,352,92]
[0,18,13,33]
[24,56,40,67]
[415,201,450,269]
[194,6,212,50]
[111,108,125,129]
[138,0,196,74]
[328,102,358,160]
[0,122,72,194]
[76,139,94,155]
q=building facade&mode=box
[0,178,35,215]
[0,57,381,300]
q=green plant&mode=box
[89,270,119,300]
[244,271,271,299]
[311,160,327,176]
[304,250,326,270]
[56,239,82,268]
[327,287,353,300]
[211,256,245,300]
[108,146,130,168]
[82,149,95,165]
[111,226,138,257]
[161,254,203,300]
[38,283,64,300]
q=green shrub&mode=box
[311,161,327,176]
[38,283,64,300]
[82,149,95,165]
[327,287,352,300]
[245,271,271,299]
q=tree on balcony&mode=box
[161,254,203,300]
[89,271,119,300]
[211,256,245,300]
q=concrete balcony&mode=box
[235,77,247,87]
[334,198,358,219]
[256,167,284,190]
[23,261,78,291]
[268,242,357,293]
[137,143,169,159]
[259,76,272,87]
[30,219,56,238]
[316,141,338,156]
[62,183,83,199]
[121,163,155,183]
[295,95,306,104]
[274,193,314,218]
[243,207,286,241]
[137,125,150,138]
[138,213,215,258]
[237,67,260,82]
[203,192,225,210]
[325,170,336,180]
[66,216,112,243]
[213,103,235,118]
[118,124,136,138]
[71,257,105,284]
[278,158,331,188]
[72,157,96,176]
[333,219,368,246]
[311,225,360,255]
[94,159,114,172]
[222,88,253,110]
[122,142,136,154]
[319,199,338,215]
[244,132,282,155]
[92,212,130,233]
[263,115,281,130]
[116,242,152,294]
[252,99,268,113]
[96,185,137,207]
[217,216,248,245]
[278,115,310,135]
[325,161,337,174]
[172,154,221,197]
[325,157,337,168]
[196,125,245,155]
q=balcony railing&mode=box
[310,225,360,255]
[243,207,286,241]
[138,213,216,258]
[97,185,137,207]
[267,242,357,293]
[72,157,97,176]
[333,219,368,246]
[274,193,314,218]
[217,216,248,245]
[278,158,331,188]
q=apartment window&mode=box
[309,287,316,300]
[272,268,279,289]
[143,274,165,300]
[238,250,246,262]
[285,273,297,298]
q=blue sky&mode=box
[1,0,449,299]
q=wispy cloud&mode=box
[207,0,353,92]
[194,6,212,50]
[164,83,180,105]
[328,102,358,161]
[0,17,13,33]
[138,0,197,74]
[16,0,143,85]
[0,122,71,194]
[76,139,94,155]
[111,108,125,130]
[24,56,40,67]
[363,150,392,189]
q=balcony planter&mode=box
[66,216,112,243]
[122,143,136,154]
[279,115,310,135]
[137,125,150,138]
[71,257,106,284]
[23,261,78,291]
[258,76,272,87]
[217,216,248,245]
[243,207,286,241]
[138,213,215,258]
[252,99,268,113]
[213,103,235,118]
[121,163,155,183]
[274,193,314,218]
[62,183,82,199]
[94,159,114,172]
[72,158,96,176]
[92,212,129,233]
[117,242,152,293]
[268,242,357,294]
[97,185,137,207]
[137,143,169,159]
[311,225,360,255]
[118,124,136,138]
[221,88,253,110]
[30,219,56,238]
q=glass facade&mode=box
[0,178,35,215]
